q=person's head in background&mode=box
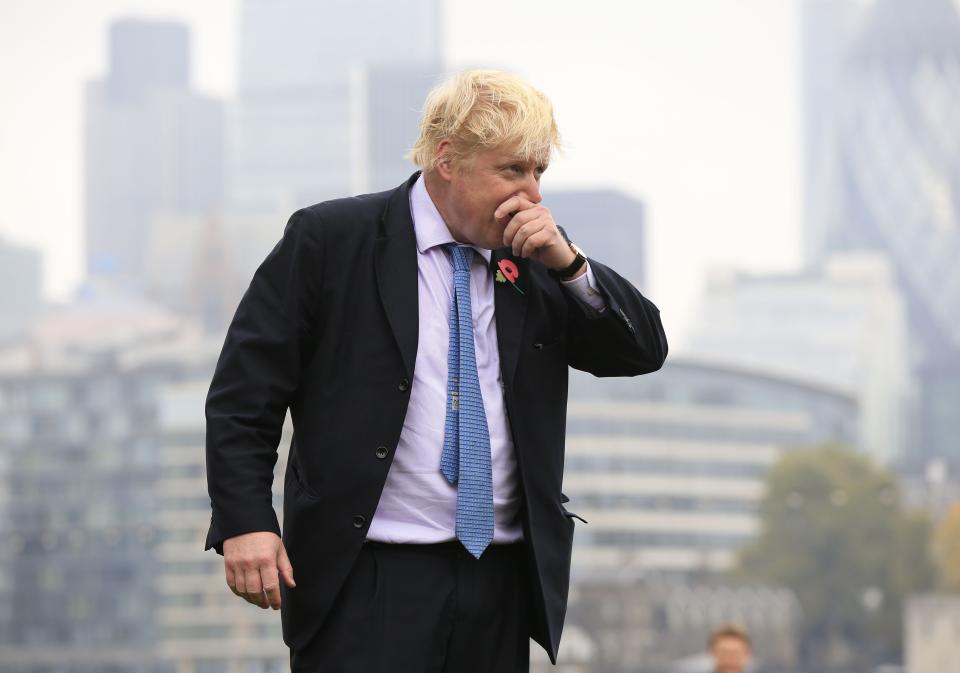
[708,624,752,673]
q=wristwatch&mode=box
[557,242,587,280]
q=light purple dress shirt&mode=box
[366,174,606,544]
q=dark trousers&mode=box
[289,540,531,673]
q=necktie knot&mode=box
[451,244,474,273]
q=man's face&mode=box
[438,144,548,250]
[711,637,751,673]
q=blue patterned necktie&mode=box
[440,245,494,559]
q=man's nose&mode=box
[519,174,542,204]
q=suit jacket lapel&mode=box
[374,174,420,379]
[491,249,529,387]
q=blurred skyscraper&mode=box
[546,190,647,291]
[84,19,224,289]
[801,0,960,465]
[362,63,447,193]
[227,0,442,213]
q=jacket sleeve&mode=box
[564,257,668,377]
[204,209,324,554]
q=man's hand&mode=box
[496,196,578,273]
[223,531,296,610]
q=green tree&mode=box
[735,444,935,673]
[932,502,960,590]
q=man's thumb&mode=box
[277,543,296,588]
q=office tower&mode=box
[802,0,960,354]
[361,63,445,193]
[84,19,224,288]
[227,0,442,214]
[546,190,647,290]
[801,0,960,464]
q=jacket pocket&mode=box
[287,461,322,501]
[560,498,588,524]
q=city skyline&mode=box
[2,2,960,669]
[1,0,808,341]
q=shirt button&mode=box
[398,378,410,392]
[352,515,366,529]
[375,446,388,459]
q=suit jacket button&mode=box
[398,378,410,392]
[352,515,366,529]
[375,446,388,459]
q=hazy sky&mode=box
[1,0,810,340]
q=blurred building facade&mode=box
[0,295,184,671]
[905,594,960,673]
[0,294,289,673]
[0,236,43,339]
[84,19,224,291]
[801,0,960,468]
[151,374,288,673]
[564,357,858,575]
[532,575,801,673]
[679,252,909,464]
[143,212,246,334]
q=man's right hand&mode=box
[223,531,296,610]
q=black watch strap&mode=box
[556,243,587,280]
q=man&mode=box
[709,625,753,673]
[205,69,667,672]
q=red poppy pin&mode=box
[495,258,524,295]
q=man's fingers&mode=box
[503,208,544,249]
[226,569,244,599]
[244,567,264,599]
[222,531,285,609]
[233,567,247,595]
[261,564,282,610]
[278,544,297,588]
[520,229,553,259]
[225,563,237,592]
[495,195,537,224]
[239,566,267,608]
[510,218,548,257]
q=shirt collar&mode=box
[409,173,492,263]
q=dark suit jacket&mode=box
[204,172,668,662]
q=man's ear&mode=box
[435,139,454,181]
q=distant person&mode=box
[709,624,753,673]
[204,69,668,672]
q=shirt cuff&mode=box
[560,262,608,314]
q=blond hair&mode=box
[407,69,561,171]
